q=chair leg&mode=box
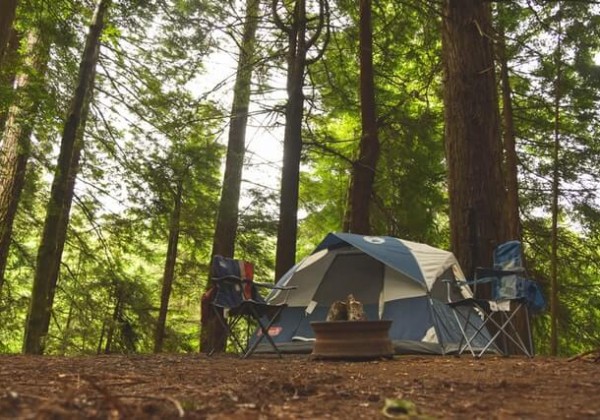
[525,305,534,356]
[208,306,228,356]
[451,308,475,357]
[208,306,246,356]
[478,305,532,357]
[243,306,284,359]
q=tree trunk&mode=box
[550,11,563,357]
[497,23,520,241]
[23,0,109,355]
[202,0,260,354]
[40,67,96,348]
[0,30,49,291]
[0,0,18,70]
[59,301,74,355]
[154,180,183,353]
[274,0,308,281]
[104,292,122,354]
[211,0,260,260]
[97,318,106,354]
[495,11,529,355]
[348,0,379,235]
[0,29,20,130]
[441,0,508,280]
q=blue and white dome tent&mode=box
[253,232,491,355]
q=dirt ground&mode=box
[1,352,599,419]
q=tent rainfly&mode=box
[255,232,489,355]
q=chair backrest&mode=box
[212,255,254,282]
[489,242,545,312]
[493,240,524,272]
[210,255,264,308]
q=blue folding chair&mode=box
[447,241,545,358]
[207,255,295,358]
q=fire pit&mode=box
[310,320,394,359]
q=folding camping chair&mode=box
[447,241,545,358]
[206,255,295,358]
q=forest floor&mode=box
[1,352,600,419]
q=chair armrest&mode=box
[254,282,297,290]
[212,275,244,283]
[442,279,472,288]
[475,267,524,278]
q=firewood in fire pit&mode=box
[326,294,366,321]
[326,300,347,321]
[347,294,366,321]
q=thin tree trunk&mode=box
[104,293,121,354]
[211,0,260,260]
[348,0,379,235]
[497,23,520,241]
[59,301,74,355]
[0,30,49,291]
[97,319,106,354]
[155,180,183,353]
[0,0,18,70]
[24,0,109,355]
[495,11,529,355]
[274,0,308,281]
[202,0,260,354]
[550,11,563,357]
[40,63,96,346]
[273,0,328,280]
[0,29,20,130]
[441,0,508,280]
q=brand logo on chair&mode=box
[364,236,385,244]
[256,326,282,337]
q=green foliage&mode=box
[301,0,446,246]
[499,1,600,354]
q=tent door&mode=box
[311,253,384,307]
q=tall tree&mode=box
[493,7,531,353]
[0,0,18,70]
[495,12,520,241]
[273,0,329,281]
[0,28,49,291]
[441,0,508,279]
[154,178,183,353]
[0,28,19,131]
[211,0,260,260]
[24,0,109,355]
[507,2,600,355]
[346,0,378,235]
[201,0,260,355]
[549,7,563,357]
[304,0,445,245]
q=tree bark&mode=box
[0,30,49,291]
[154,180,183,353]
[497,23,520,241]
[441,0,508,280]
[550,11,563,357]
[495,11,529,355]
[0,28,19,133]
[274,0,308,281]
[40,65,96,349]
[202,0,260,354]
[23,0,109,355]
[104,292,122,354]
[0,0,18,70]
[211,0,260,260]
[347,0,379,235]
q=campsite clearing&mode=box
[1,353,599,419]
